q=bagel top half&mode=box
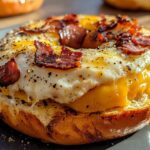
[0,14,150,114]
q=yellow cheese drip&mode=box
[69,70,150,113]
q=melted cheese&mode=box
[69,70,150,112]
[69,77,128,112]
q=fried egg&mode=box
[0,14,150,113]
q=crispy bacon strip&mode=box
[132,35,150,47]
[62,14,78,24]
[34,41,82,69]
[20,19,64,34]
[117,43,147,55]
[98,20,117,33]
[116,15,140,35]
[0,59,20,86]
[82,14,120,49]
[82,31,115,49]
[20,24,48,34]
[116,32,132,43]
[59,24,86,49]
[44,19,64,31]
[20,14,78,35]
[20,26,47,34]
[82,16,117,49]
[116,32,147,55]
[82,31,107,49]
[117,15,131,24]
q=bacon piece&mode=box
[98,20,117,33]
[20,14,78,35]
[116,32,147,55]
[116,32,132,44]
[62,14,78,24]
[20,19,64,34]
[82,17,117,48]
[117,43,147,55]
[59,24,86,49]
[132,35,150,47]
[99,14,107,22]
[44,19,64,31]
[82,15,139,49]
[117,15,131,24]
[34,41,82,69]
[20,26,47,34]
[0,59,20,86]
[82,31,106,48]
[82,30,115,49]
[116,15,140,35]
[93,15,117,34]
[104,32,115,40]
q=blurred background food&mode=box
[0,0,150,31]
[105,0,150,10]
[0,0,43,17]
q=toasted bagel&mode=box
[0,14,150,145]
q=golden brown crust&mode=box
[105,0,150,10]
[0,99,150,145]
[0,0,43,17]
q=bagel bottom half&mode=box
[0,95,150,145]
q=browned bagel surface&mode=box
[0,98,150,145]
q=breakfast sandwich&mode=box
[0,14,150,145]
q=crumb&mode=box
[111,142,114,145]
[26,141,30,145]
[8,137,15,143]
[21,140,24,144]
[0,134,7,140]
